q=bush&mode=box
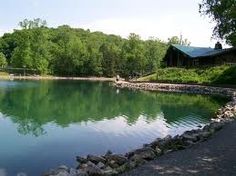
[0,52,7,68]
[138,65,236,85]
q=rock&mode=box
[148,138,162,148]
[96,162,105,169]
[233,106,236,112]
[155,147,162,156]
[127,161,138,169]
[156,135,173,150]
[77,169,89,176]
[58,165,69,172]
[181,133,198,142]
[183,140,195,146]
[107,160,120,168]
[105,150,113,156]
[69,168,77,176]
[87,161,96,167]
[103,166,118,175]
[129,154,146,167]
[80,164,88,170]
[199,131,212,139]
[163,149,173,154]
[87,155,106,164]
[115,163,129,173]
[84,164,103,176]
[130,147,156,160]
[55,170,70,176]
[203,124,210,132]
[76,156,88,164]
[105,154,128,165]
[43,169,57,176]
[209,122,223,131]
[224,111,235,118]
[170,135,186,150]
[45,165,69,176]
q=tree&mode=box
[199,0,236,46]
[10,28,51,74]
[145,38,167,73]
[0,52,7,68]
[100,43,120,77]
[11,30,32,68]
[51,27,87,76]
[19,18,47,29]
[167,36,191,46]
[121,33,146,77]
[30,28,51,74]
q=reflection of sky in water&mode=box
[0,80,38,89]
[0,113,208,176]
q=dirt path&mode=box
[121,121,236,176]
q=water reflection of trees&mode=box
[0,80,228,136]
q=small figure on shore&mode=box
[116,75,120,82]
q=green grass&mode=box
[137,65,236,85]
[0,72,9,76]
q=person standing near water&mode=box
[116,75,120,82]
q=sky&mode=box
[0,0,223,47]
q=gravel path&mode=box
[121,121,236,176]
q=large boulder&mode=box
[156,135,173,150]
[87,155,106,164]
[84,165,103,176]
[76,156,88,164]
[105,154,128,165]
[128,147,156,160]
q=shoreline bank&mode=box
[44,81,236,176]
[0,75,115,82]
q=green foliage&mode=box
[145,38,168,72]
[121,33,146,76]
[167,36,191,46]
[138,65,236,85]
[0,21,169,77]
[199,0,236,46]
[19,18,47,29]
[0,52,7,68]
[10,29,51,74]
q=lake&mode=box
[0,80,228,176]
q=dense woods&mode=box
[0,19,173,77]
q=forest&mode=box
[0,19,188,77]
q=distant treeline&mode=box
[0,19,191,77]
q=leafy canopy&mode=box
[199,0,236,46]
[0,18,191,77]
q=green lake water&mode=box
[0,80,228,175]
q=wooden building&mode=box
[163,43,236,67]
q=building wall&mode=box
[214,52,236,65]
[166,49,236,67]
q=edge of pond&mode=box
[0,75,115,82]
[44,81,236,176]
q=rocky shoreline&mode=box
[44,81,236,176]
[114,81,236,97]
